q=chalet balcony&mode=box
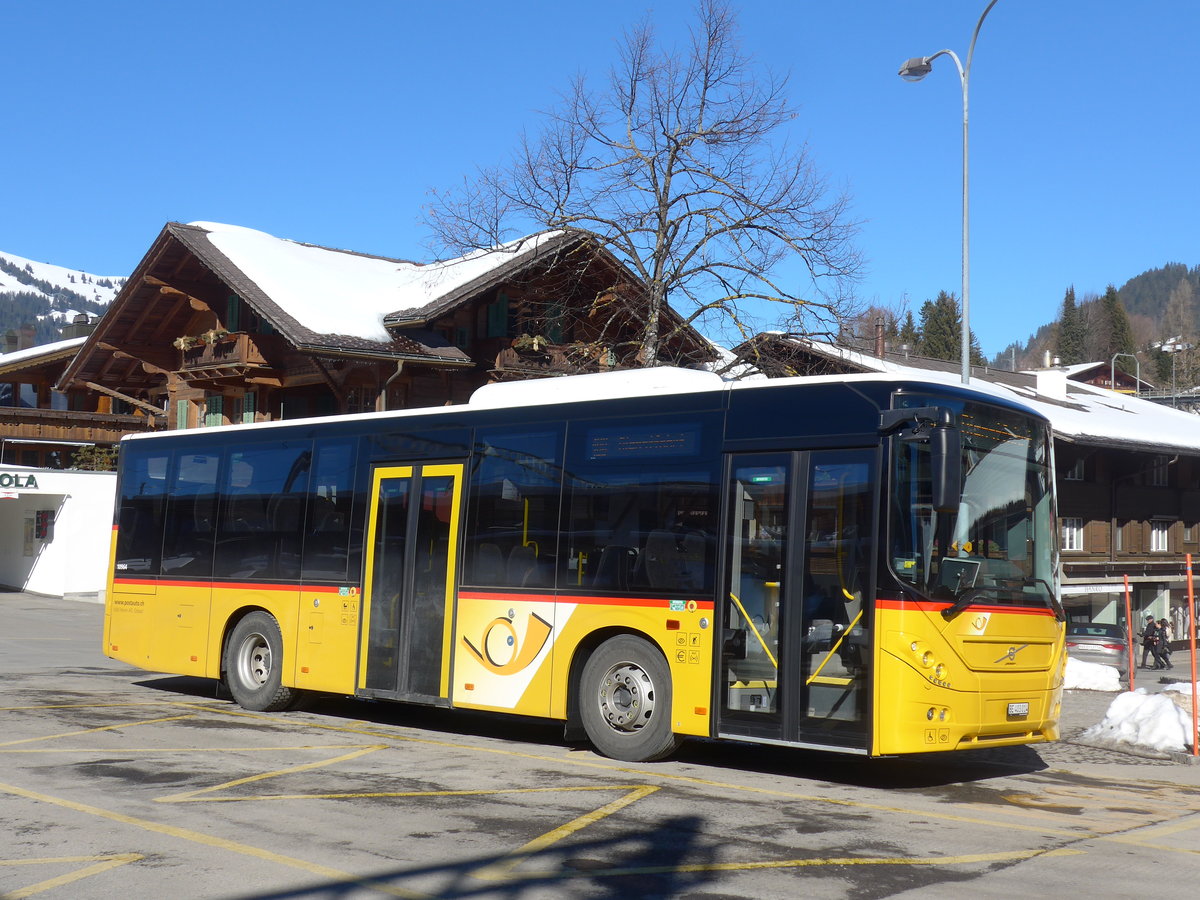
[492,340,624,380]
[0,406,160,444]
[177,332,276,382]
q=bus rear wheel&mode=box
[579,635,681,762]
[224,612,299,712]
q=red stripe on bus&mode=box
[875,597,1059,617]
[458,590,714,611]
[112,578,348,593]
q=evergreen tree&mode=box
[1055,286,1085,365]
[915,290,984,364]
[1099,284,1136,371]
[898,311,919,350]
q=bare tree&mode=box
[425,0,862,365]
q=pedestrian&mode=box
[1139,615,1165,670]
[1158,617,1174,670]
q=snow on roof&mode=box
[0,335,87,368]
[469,366,723,408]
[776,337,1200,455]
[191,222,562,343]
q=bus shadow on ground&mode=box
[134,674,1047,789]
[222,814,713,900]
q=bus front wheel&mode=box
[579,635,681,762]
[224,612,299,712]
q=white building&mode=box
[0,466,115,600]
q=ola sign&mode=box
[0,472,39,489]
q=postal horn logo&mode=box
[461,612,553,675]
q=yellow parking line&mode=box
[474,785,659,881]
[0,702,170,711]
[156,745,388,802]
[182,705,1092,838]
[0,781,427,899]
[497,847,1085,880]
[0,715,195,748]
[0,744,376,755]
[0,852,143,899]
[170,784,655,803]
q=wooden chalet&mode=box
[0,318,156,468]
[56,223,713,429]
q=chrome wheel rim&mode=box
[597,661,655,732]
[235,632,272,687]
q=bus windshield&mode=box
[888,397,1059,614]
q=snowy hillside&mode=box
[0,248,125,344]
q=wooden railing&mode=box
[180,332,268,370]
[0,407,160,442]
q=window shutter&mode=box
[175,399,189,430]
[242,391,256,423]
[205,394,224,428]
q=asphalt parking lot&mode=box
[2,592,1199,900]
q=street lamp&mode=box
[1111,353,1141,396]
[899,0,1001,385]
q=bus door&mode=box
[717,450,874,750]
[358,463,464,704]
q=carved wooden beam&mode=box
[84,382,166,418]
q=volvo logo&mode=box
[995,644,1030,664]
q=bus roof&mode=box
[121,366,1055,444]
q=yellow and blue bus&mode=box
[105,367,1064,762]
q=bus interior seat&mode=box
[642,530,705,590]
[507,544,538,587]
[591,545,637,590]
[474,542,505,583]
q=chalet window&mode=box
[1147,458,1166,487]
[487,294,511,338]
[1061,517,1084,552]
[1063,459,1085,481]
[226,295,241,331]
[1185,525,1195,544]
[1151,519,1170,553]
[1115,522,1124,552]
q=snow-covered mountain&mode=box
[0,248,125,344]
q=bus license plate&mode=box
[1007,702,1029,717]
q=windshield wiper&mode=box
[941,589,986,620]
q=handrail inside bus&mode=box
[806,609,864,686]
[728,592,778,670]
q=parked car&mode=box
[1065,623,1129,675]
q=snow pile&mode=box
[1082,689,1196,754]
[1064,656,1123,692]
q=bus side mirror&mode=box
[931,424,962,513]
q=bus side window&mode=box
[114,447,169,575]
[463,426,564,589]
[561,416,719,595]
[215,442,311,580]
[302,438,359,582]
[160,451,220,577]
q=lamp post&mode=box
[899,0,1001,385]
[1110,352,1141,395]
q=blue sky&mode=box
[3,0,1197,357]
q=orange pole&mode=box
[1188,554,1198,757]
[1124,574,1135,692]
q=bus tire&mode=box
[224,612,298,712]
[579,635,681,762]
